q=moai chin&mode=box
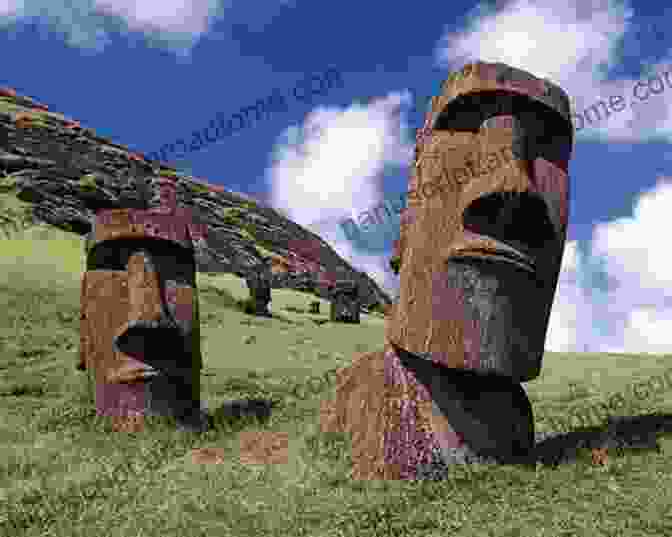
[79,175,209,431]
[330,280,360,323]
[321,61,573,479]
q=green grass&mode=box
[1,217,671,536]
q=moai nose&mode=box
[113,250,182,361]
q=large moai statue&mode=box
[321,61,573,479]
[79,174,209,431]
[329,279,361,323]
[244,259,273,317]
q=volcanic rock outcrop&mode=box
[0,88,391,310]
[321,61,574,479]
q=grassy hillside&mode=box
[1,221,672,536]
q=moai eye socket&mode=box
[462,191,557,252]
[434,92,519,132]
[87,238,195,286]
[87,239,132,271]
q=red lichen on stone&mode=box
[14,113,33,129]
[110,411,145,433]
[382,347,440,479]
[591,447,609,466]
[190,447,227,465]
[238,431,290,465]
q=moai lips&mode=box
[79,175,207,431]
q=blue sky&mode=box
[2,0,672,354]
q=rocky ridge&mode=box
[0,87,392,310]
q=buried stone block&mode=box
[244,261,272,317]
[329,280,360,323]
[79,175,208,432]
[321,61,573,478]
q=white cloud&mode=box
[265,93,413,296]
[434,0,672,144]
[543,178,672,354]
[0,0,21,17]
[545,241,594,352]
[0,0,225,55]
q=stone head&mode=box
[387,61,574,382]
[79,174,208,426]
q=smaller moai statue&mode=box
[329,280,360,323]
[245,260,272,317]
[309,300,320,314]
[79,174,209,432]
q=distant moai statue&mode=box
[245,259,273,317]
[330,279,361,323]
[309,300,321,314]
[321,61,573,479]
[79,173,209,432]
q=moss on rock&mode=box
[0,174,17,193]
[190,182,211,195]
[79,173,97,192]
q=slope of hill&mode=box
[1,222,672,536]
[0,88,392,310]
[3,88,672,537]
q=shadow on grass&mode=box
[204,398,279,429]
[533,413,672,466]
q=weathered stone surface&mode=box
[329,280,360,323]
[431,61,573,132]
[322,61,573,478]
[0,89,391,311]
[238,431,290,465]
[189,447,227,465]
[81,198,206,430]
[388,61,572,381]
[110,411,145,433]
[320,344,529,480]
